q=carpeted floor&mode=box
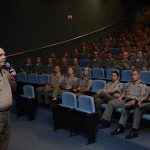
[8,105,150,150]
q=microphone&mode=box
[5,62,14,74]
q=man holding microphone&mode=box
[0,48,17,150]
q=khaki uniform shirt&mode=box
[105,80,123,97]
[62,75,77,89]
[48,73,63,87]
[77,77,92,91]
[0,69,13,109]
[124,80,146,100]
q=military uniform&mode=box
[74,77,92,97]
[131,59,148,71]
[0,69,16,150]
[36,73,63,105]
[89,59,103,69]
[59,63,69,75]
[80,52,90,60]
[31,64,44,74]
[103,58,116,69]
[94,81,123,119]
[20,63,33,74]
[102,80,146,122]
[44,64,54,74]
[115,59,132,70]
[52,75,77,99]
[72,66,80,77]
[119,86,149,129]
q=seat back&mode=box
[38,74,50,85]
[22,85,35,98]
[121,70,132,82]
[68,59,74,66]
[17,72,27,82]
[77,95,95,113]
[91,80,106,93]
[27,73,38,84]
[79,59,89,67]
[106,69,120,80]
[110,48,120,55]
[91,68,105,79]
[140,71,150,84]
[60,92,77,108]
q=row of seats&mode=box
[52,92,97,144]
[16,73,50,85]
[16,69,150,85]
[20,82,150,122]
[16,82,150,144]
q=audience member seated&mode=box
[100,47,110,60]
[142,45,150,61]
[103,52,116,69]
[111,85,148,140]
[36,65,63,108]
[63,51,69,61]
[70,48,80,59]
[129,46,137,61]
[141,33,150,46]
[136,41,143,52]
[59,56,69,75]
[89,51,103,69]
[20,57,32,74]
[99,69,146,129]
[115,51,132,71]
[44,57,54,74]
[51,67,78,101]
[124,40,132,53]
[80,46,90,60]
[93,71,123,124]
[115,46,125,63]
[50,52,59,65]
[72,58,80,77]
[73,67,92,97]
[32,56,44,74]
[131,50,148,71]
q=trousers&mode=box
[0,111,10,150]
[93,90,116,119]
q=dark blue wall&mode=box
[0,0,148,70]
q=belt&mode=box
[0,108,9,112]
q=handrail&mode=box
[7,18,129,58]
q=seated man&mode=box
[20,57,33,74]
[32,56,44,74]
[93,71,123,126]
[100,69,146,129]
[72,58,80,77]
[131,50,148,71]
[44,57,54,74]
[111,86,149,139]
[115,51,132,71]
[73,67,92,97]
[51,67,78,101]
[36,65,63,108]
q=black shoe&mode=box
[98,122,111,129]
[111,127,124,135]
[125,130,138,139]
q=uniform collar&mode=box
[133,79,141,84]
[112,80,119,83]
